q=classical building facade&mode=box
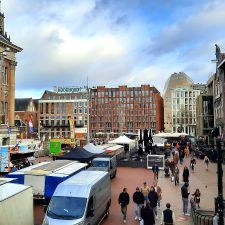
[163,72,193,133]
[38,87,88,141]
[196,74,215,139]
[0,8,22,145]
[15,98,38,139]
[89,85,164,138]
[214,46,225,129]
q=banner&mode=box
[69,118,75,139]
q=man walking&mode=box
[161,203,175,225]
[148,186,158,219]
[118,188,130,223]
[181,183,190,215]
[141,182,150,203]
[133,187,144,221]
[152,163,159,181]
[141,201,155,225]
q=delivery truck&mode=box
[6,160,87,201]
[0,183,33,225]
[43,171,111,225]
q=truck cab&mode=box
[91,156,117,179]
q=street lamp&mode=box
[212,126,224,225]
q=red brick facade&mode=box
[90,85,164,138]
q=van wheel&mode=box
[113,170,117,178]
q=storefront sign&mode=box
[53,86,87,93]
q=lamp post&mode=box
[212,126,224,225]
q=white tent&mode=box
[152,137,167,147]
[108,135,136,150]
[83,143,105,154]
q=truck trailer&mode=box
[0,183,33,225]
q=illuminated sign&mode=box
[53,86,87,93]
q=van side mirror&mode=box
[87,209,94,218]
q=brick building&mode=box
[15,98,38,139]
[38,87,88,142]
[89,85,164,138]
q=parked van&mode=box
[90,155,117,178]
[42,171,111,225]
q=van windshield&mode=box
[47,196,87,220]
[92,161,109,168]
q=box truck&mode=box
[0,183,33,225]
[43,171,111,225]
[7,160,87,200]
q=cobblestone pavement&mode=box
[103,156,225,225]
[33,156,224,225]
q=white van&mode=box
[91,156,117,179]
[42,171,111,225]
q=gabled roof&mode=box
[15,98,32,111]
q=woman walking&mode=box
[182,166,190,183]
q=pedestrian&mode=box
[133,187,144,221]
[181,183,190,215]
[148,186,158,219]
[190,157,196,171]
[174,166,179,186]
[152,163,159,181]
[141,201,155,225]
[203,155,209,171]
[160,203,176,225]
[192,188,201,208]
[182,166,189,183]
[118,187,130,223]
[141,182,150,203]
[154,182,162,208]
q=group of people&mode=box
[118,181,175,225]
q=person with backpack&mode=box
[160,203,175,225]
[204,155,209,171]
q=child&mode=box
[190,157,196,171]
[192,188,201,208]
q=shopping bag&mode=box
[140,219,144,225]
[171,175,174,182]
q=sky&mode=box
[2,0,225,98]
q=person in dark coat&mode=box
[182,166,189,183]
[161,203,175,225]
[152,163,159,181]
[181,183,190,215]
[141,201,155,225]
[148,186,158,219]
[133,187,144,220]
[118,188,130,223]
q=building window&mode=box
[57,103,60,114]
[46,103,49,114]
[62,103,66,113]
[51,103,54,114]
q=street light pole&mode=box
[212,127,224,225]
[216,138,224,225]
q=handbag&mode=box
[171,175,174,182]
